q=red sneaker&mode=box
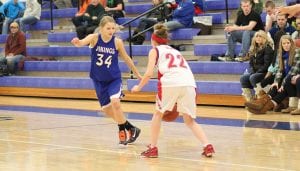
[202,144,214,157]
[119,130,127,145]
[141,145,158,158]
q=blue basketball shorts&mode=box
[93,78,124,107]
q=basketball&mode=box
[295,39,300,48]
[162,104,179,122]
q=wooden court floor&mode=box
[0,96,300,171]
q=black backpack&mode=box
[0,60,9,76]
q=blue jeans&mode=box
[0,55,24,74]
[240,73,266,88]
[15,16,38,33]
[2,18,15,34]
[227,30,255,57]
[164,20,184,31]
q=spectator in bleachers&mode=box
[0,22,26,75]
[237,0,263,15]
[163,0,194,31]
[54,0,72,8]
[286,75,300,115]
[218,0,264,62]
[268,13,296,50]
[292,17,300,47]
[240,30,273,102]
[104,0,125,20]
[14,0,41,33]
[72,0,105,39]
[264,0,276,32]
[75,0,92,17]
[129,0,171,45]
[0,0,25,35]
[245,35,300,114]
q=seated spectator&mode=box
[269,13,296,50]
[245,35,300,114]
[105,0,125,20]
[0,22,26,75]
[75,0,92,17]
[292,17,300,47]
[0,0,25,35]
[129,0,171,45]
[54,0,72,8]
[14,0,41,33]
[287,74,300,115]
[163,0,194,31]
[264,0,276,32]
[218,0,264,62]
[72,0,105,39]
[240,30,274,102]
[237,0,263,15]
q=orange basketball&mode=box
[162,104,179,122]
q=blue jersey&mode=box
[90,35,121,81]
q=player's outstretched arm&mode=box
[116,38,142,79]
[71,34,98,47]
[278,4,300,18]
[131,48,157,92]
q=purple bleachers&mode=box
[197,12,226,24]
[194,44,242,56]
[25,20,59,30]
[41,8,77,19]
[117,28,199,40]
[24,61,136,72]
[0,34,31,43]
[125,4,153,14]
[24,45,151,57]
[189,61,248,74]
[126,79,242,95]
[0,76,94,89]
[48,32,77,42]
[48,28,199,43]
[0,76,242,95]
[205,0,240,10]
[116,18,140,27]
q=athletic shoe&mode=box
[119,130,127,145]
[127,127,141,144]
[218,56,234,62]
[202,144,215,157]
[141,145,158,158]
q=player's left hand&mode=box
[131,85,141,92]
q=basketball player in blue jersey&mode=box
[71,16,142,145]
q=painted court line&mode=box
[0,138,294,171]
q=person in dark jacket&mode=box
[72,0,105,39]
[240,30,274,102]
[129,0,171,45]
[0,22,26,75]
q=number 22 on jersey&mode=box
[96,53,112,68]
[166,53,187,69]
